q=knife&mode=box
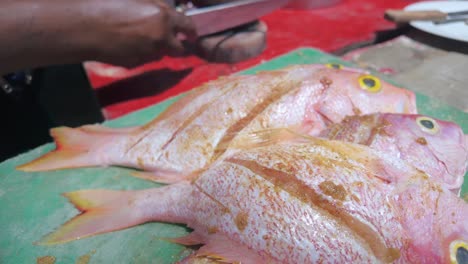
[385,9,468,24]
[184,0,290,37]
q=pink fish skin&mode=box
[319,113,468,194]
[38,137,467,264]
[17,64,417,178]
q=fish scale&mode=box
[221,146,403,261]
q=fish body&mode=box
[41,137,468,264]
[319,113,468,193]
[18,64,417,177]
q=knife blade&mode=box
[385,9,468,24]
[185,0,289,37]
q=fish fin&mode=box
[130,170,197,184]
[37,189,146,245]
[228,127,312,150]
[38,184,191,245]
[80,124,138,134]
[17,125,126,172]
[190,234,270,264]
[168,232,204,246]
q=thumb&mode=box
[165,35,186,57]
[170,9,197,41]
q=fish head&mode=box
[444,236,468,264]
[394,165,468,263]
[321,113,467,192]
[314,69,417,123]
[381,114,467,191]
[426,191,468,264]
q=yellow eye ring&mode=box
[416,116,440,135]
[450,240,467,264]
[325,63,344,70]
[358,75,381,93]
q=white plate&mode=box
[405,1,468,42]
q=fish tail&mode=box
[37,190,142,245]
[37,184,191,245]
[17,125,129,172]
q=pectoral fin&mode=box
[130,170,198,184]
[178,233,273,264]
[229,127,312,150]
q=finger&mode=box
[164,0,176,7]
[170,9,197,40]
[165,35,186,57]
[175,0,190,5]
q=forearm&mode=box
[0,0,101,74]
[0,0,195,75]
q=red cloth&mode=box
[86,0,417,119]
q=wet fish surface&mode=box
[38,136,468,264]
[18,64,417,182]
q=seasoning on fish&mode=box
[17,64,417,180]
[319,113,468,194]
[37,136,468,264]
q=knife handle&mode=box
[384,9,447,23]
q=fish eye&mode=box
[358,75,381,93]
[325,63,343,70]
[450,240,468,264]
[416,116,440,135]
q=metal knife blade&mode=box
[185,0,289,37]
[435,10,468,24]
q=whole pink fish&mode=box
[319,113,468,194]
[18,64,417,181]
[39,136,468,264]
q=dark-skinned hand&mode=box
[0,0,196,74]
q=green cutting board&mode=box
[1,48,467,264]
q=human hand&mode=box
[80,0,196,67]
[0,0,196,73]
